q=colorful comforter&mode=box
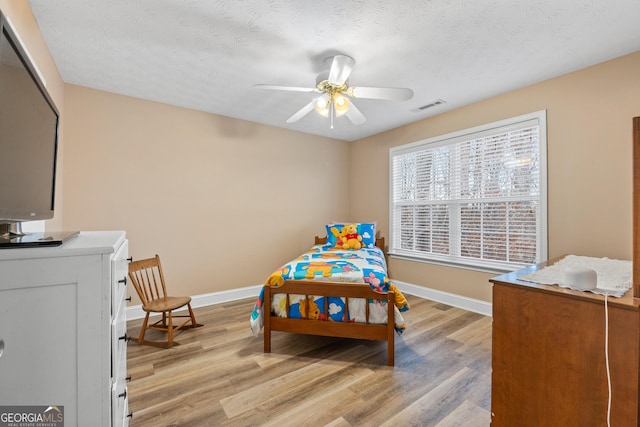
[250,244,409,337]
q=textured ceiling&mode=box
[28,0,640,141]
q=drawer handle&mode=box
[126,376,132,382]
[127,257,133,262]
[125,296,132,302]
[118,277,127,286]
[118,389,127,399]
[119,334,131,342]
[127,413,133,419]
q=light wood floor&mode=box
[126,294,492,426]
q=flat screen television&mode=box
[0,11,76,248]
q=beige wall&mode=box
[351,51,640,302]
[0,1,65,230]
[62,85,350,301]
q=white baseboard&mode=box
[394,280,492,317]
[125,284,262,320]
[125,282,492,320]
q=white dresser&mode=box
[0,231,130,426]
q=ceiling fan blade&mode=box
[328,55,355,86]
[254,84,317,93]
[349,86,414,101]
[345,101,366,125]
[286,100,316,123]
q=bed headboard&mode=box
[314,235,386,252]
[633,116,640,298]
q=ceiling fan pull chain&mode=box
[330,99,335,129]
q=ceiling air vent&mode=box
[412,99,446,112]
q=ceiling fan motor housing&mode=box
[315,72,347,94]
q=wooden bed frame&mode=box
[263,236,397,366]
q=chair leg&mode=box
[167,311,174,346]
[138,313,150,343]
[187,303,198,326]
[135,306,202,348]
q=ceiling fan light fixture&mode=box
[313,97,328,116]
[335,94,349,110]
[314,94,349,118]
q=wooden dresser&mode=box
[490,259,640,426]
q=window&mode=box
[389,111,547,272]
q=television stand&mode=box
[0,222,25,238]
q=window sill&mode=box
[388,252,525,275]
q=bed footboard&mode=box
[263,281,396,366]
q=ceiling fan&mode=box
[255,55,414,129]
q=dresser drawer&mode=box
[111,304,127,380]
[112,380,129,427]
[111,240,129,315]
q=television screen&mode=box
[0,11,59,227]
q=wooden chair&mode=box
[128,255,202,348]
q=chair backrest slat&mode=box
[129,255,169,308]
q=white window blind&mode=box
[389,111,547,272]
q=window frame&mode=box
[388,110,548,273]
